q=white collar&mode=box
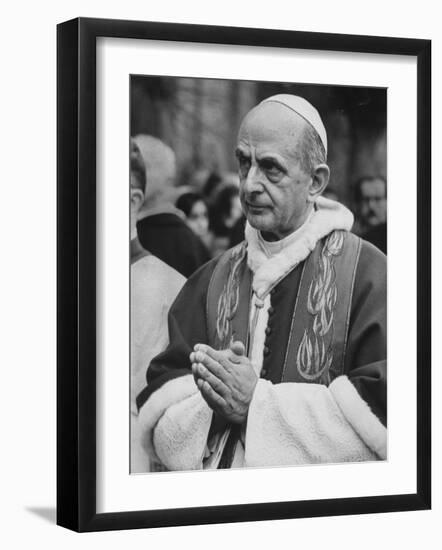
[245,196,354,298]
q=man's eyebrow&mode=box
[235,147,249,158]
[256,152,286,167]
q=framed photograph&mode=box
[57,17,431,532]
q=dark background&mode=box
[131,75,386,207]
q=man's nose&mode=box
[243,165,264,194]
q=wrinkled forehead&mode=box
[237,102,307,151]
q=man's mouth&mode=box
[246,202,268,211]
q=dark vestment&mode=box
[137,212,211,278]
[137,235,386,427]
[136,224,387,470]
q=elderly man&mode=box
[136,95,387,470]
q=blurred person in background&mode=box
[129,139,185,472]
[202,171,223,205]
[134,134,211,277]
[354,175,387,253]
[209,184,244,256]
[176,192,212,258]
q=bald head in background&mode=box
[133,134,211,277]
[133,134,177,213]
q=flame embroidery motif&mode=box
[216,244,247,348]
[296,231,345,384]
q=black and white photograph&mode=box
[130,76,387,474]
[54,15,431,533]
[0,0,437,544]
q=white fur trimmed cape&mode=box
[136,198,387,471]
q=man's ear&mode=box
[130,188,144,212]
[308,164,330,202]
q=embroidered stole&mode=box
[205,230,361,468]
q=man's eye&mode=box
[238,156,251,177]
[261,161,282,180]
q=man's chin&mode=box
[246,213,274,233]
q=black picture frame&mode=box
[57,17,431,532]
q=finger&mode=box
[194,343,218,356]
[194,350,229,381]
[230,340,246,357]
[196,363,230,398]
[193,362,208,382]
[200,346,234,372]
[191,363,199,384]
[191,356,205,376]
[193,343,207,353]
[199,380,227,410]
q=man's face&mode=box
[359,178,387,228]
[236,103,313,241]
[187,200,209,239]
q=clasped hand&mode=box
[189,341,258,424]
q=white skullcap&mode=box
[260,94,327,155]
